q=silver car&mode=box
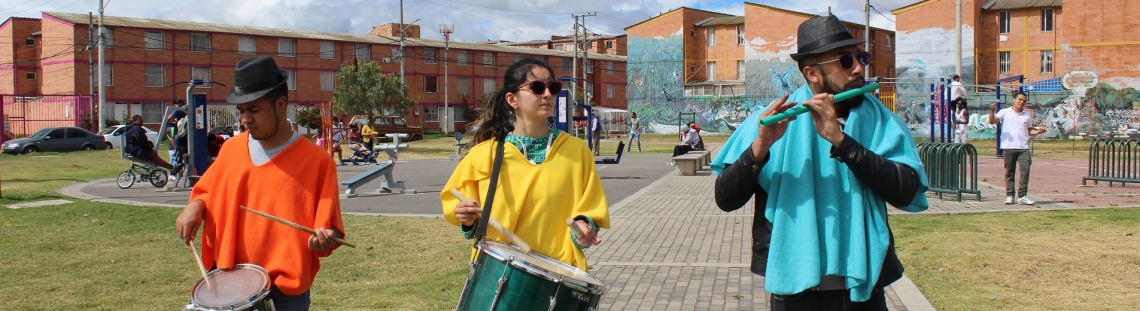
[2,127,107,155]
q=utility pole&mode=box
[440,24,453,133]
[582,13,595,106]
[572,12,596,107]
[98,0,106,131]
[399,0,406,84]
[88,13,95,96]
[571,15,579,108]
[864,0,870,79]
[956,0,963,77]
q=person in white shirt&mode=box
[949,75,966,101]
[988,92,1045,205]
[953,99,969,144]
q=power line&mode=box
[868,4,895,24]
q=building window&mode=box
[458,77,469,95]
[320,72,335,91]
[484,78,496,94]
[707,61,716,81]
[26,71,36,80]
[999,11,1011,34]
[607,61,614,74]
[483,52,496,67]
[354,44,370,61]
[1041,8,1054,32]
[690,64,696,74]
[708,27,716,46]
[606,41,613,49]
[737,60,745,80]
[424,106,439,122]
[586,84,594,99]
[144,31,164,50]
[1041,50,1054,73]
[563,58,572,72]
[145,65,165,87]
[283,70,296,90]
[454,106,468,122]
[320,42,335,59]
[99,27,113,46]
[607,84,615,98]
[26,37,34,46]
[190,33,210,52]
[555,44,563,50]
[586,60,593,74]
[424,48,438,64]
[999,51,1011,74]
[737,25,745,45]
[425,76,438,93]
[239,36,256,54]
[278,39,296,57]
[191,67,211,87]
[457,51,469,66]
[102,63,113,86]
[142,102,164,123]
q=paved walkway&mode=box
[59,145,1132,310]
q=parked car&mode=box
[99,125,160,149]
[347,115,425,142]
[2,126,107,154]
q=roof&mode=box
[625,7,733,31]
[890,0,937,15]
[41,11,625,62]
[982,0,1063,10]
[695,16,745,27]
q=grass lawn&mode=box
[0,136,1130,310]
[893,209,1140,310]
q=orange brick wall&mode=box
[744,4,894,81]
[1,18,43,95]
[977,7,1064,83]
[1060,0,1140,88]
[697,24,745,81]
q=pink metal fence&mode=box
[1,95,97,144]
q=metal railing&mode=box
[1084,138,1140,186]
[916,142,982,201]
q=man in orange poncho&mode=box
[175,56,345,311]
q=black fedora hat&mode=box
[227,56,288,104]
[790,15,865,61]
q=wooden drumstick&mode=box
[566,218,588,241]
[188,242,213,291]
[239,206,356,248]
[449,189,532,253]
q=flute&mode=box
[760,82,881,126]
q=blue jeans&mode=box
[269,288,311,311]
[770,288,887,311]
[627,132,641,152]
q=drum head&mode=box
[481,241,605,288]
[191,264,270,309]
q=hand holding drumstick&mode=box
[449,189,532,253]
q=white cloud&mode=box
[7,0,913,42]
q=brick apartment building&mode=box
[894,0,1140,88]
[0,12,627,134]
[501,33,628,56]
[625,4,895,133]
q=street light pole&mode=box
[399,0,405,85]
[98,0,106,131]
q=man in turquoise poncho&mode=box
[712,15,930,310]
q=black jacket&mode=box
[125,124,153,157]
[713,134,921,289]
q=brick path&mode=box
[587,148,1128,310]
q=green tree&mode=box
[332,62,415,124]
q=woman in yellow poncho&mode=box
[440,59,609,271]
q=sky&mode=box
[3,0,919,42]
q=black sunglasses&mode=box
[519,80,563,95]
[813,51,871,70]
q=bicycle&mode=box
[117,162,169,189]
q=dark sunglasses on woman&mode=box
[520,80,563,95]
[813,51,871,70]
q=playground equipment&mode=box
[340,133,416,198]
[159,80,224,191]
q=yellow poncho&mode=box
[441,134,610,271]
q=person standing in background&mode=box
[628,112,642,152]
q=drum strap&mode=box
[473,136,506,242]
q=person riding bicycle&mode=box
[125,115,174,170]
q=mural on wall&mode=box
[625,32,686,134]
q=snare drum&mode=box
[457,240,606,311]
[184,264,275,311]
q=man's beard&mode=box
[821,78,865,110]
